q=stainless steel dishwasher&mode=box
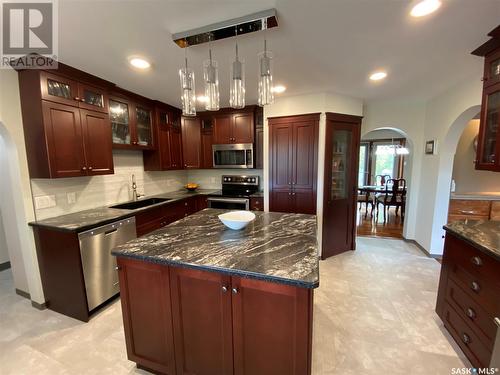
[492,317,500,367]
[78,217,136,311]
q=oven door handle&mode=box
[207,197,250,210]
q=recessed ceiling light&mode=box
[410,0,441,17]
[272,85,286,94]
[129,57,151,69]
[369,71,387,81]
[197,95,208,103]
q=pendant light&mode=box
[230,28,245,109]
[203,37,220,111]
[258,39,274,106]
[179,45,196,116]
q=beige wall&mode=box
[0,208,9,265]
[264,92,364,255]
[0,68,44,302]
[452,119,500,194]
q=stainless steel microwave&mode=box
[212,143,254,169]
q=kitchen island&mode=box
[112,208,319,375]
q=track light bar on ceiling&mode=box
[172,9,278,48]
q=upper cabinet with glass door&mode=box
[110,93,154,150]
[40,72,108,113]
[472,27,500,172]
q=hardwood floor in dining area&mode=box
[356,204,404,239]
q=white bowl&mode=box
[218,211,256,230]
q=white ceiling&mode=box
[58,0,500,108]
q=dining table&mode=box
[358,185,406,218]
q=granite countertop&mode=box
[28,189,220,233]
[444,220,500,261]
[112,208,319,289]
[450,192,500,201]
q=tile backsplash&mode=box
[31,151,186,220]
[31,150,264,220]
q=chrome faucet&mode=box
[131,174,144,201]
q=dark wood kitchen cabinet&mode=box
[40,71,109,113]
[472,26,500,171]
[18,69,115,178]
[436,232,500,368]
[170,267,234,375]
[213,111,254,144]
[116,261,314,375]
[111,90,154,150]
[321,113,362,259]
[144,103,183,171]
[269,113,319,214]
[201,116,214,169]
[181,116,202,169]
[117,258,176,375]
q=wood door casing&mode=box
[322,113,362,259]
[231,276,313,375]
[42,101,86,178]
[170,267,233,375]
[181,117,201,168]
[232,112,254,143]
[80,109,114,175]
[117,258,176,375]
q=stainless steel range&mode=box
[207,175,260,210]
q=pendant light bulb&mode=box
[258,39,274,107]
[230,40,245,109]
[179,46,196,116]
[203,46,220,111]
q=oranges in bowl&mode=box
[185,183,199,192]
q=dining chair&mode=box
[376,178,407,223]
[374,174,392,186]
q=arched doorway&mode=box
[358,127,415,239]
[428,105,482,254]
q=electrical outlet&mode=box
[34,195,56,209]
[67,192,76,204]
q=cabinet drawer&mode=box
[445,233,500,288]
[449,264,500,317]
[443,304,491,368]
[250,197,263,211]
[448,200,491,217]
[445,278,496,348]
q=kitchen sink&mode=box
[110,198,170,210]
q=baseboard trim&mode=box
[31,301,47,310]
[15,288,30,299]
[0,261,11,271]
[15,288,47,309]
[403,238,442,260]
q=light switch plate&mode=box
[67,192,76,204]
[34,195,56,209]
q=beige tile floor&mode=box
[0,237,470,375]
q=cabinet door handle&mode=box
[231,287,238,294]
[221,286,228,293]
[81,166,87,171]
[470,281,481,293]
[115,266,121,271]
[292,192,296,195]
[74,97,80,101]
[466,307,476,319]
[462,333,471,344]
[459,210,475,215]
[88,166,93,171]
[471,256,482,266]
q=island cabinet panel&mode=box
[117,258,176,375]
[169,267,234,375]
[231,277,313,375]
